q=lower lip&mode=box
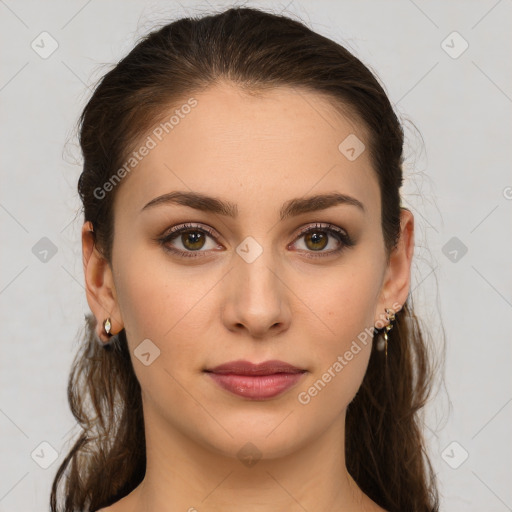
[206,372,306,400]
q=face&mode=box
[86,82,409,462]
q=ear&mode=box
[374,208,414,328]
[81,221,123,342]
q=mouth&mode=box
[203,359,307,400]
[205,359,305,376]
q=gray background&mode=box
[1,0,511,510]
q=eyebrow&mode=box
[140,191,365,220]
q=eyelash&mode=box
[157,222,354,259]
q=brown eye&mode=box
[303,230,329,251]
[180,230,207,251]
[158,223,221,258]
[291,223,355,258]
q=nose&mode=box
[221,248,292,339]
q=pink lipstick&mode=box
[204,359,306,400]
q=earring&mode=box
[375,307,396,359]
[103,317,112,336]
[99,317,114,348]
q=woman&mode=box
[51,6,440,512]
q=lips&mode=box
[205,359,305,376]
[204,359,306,400]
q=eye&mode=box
[290,223,354,258]
[157,222,354,259]
[157,223,221,258]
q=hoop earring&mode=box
[375,307,396,359]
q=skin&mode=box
[83,81,414,512]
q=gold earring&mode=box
[382,308,396,359]
[376,308,396,359]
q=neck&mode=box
[119,403,379,512]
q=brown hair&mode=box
[51,6,440,511]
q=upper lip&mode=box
[205,359,305,376]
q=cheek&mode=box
[113,249,220,359]
[292,262,380,409]
[296,292,375,418]
[299,260,381,346]
[296,343,372,427]
[113,252,220,413]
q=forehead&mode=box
[114,82,380,221]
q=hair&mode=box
[51,6,441,512]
